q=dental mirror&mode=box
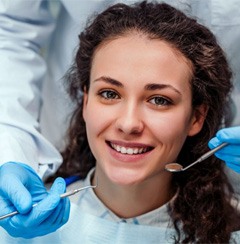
[165,142,228,173]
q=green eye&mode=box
[100,90,120,99]
[148,96,172,106]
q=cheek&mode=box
[84,105,102,158]
[148,110,192,145]
[84,104,101,134]
[149,116,191,164]
[84,100,113,136]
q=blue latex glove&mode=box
[208,126,240,173]
[0,162,70,238]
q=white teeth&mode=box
[120,147,127,154]
[133,148,139,154]
[127,148,134,154]
[116,145,121,152]
[110,143,148,155]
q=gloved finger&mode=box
[214,153,240,164]
[40,198,65,226]
[38,198,70,233]
[208,138,240,156]
[0,176,32,214]
[6,207,62,239]
[45,178,70,226]
[38,197,70,236]
[9,193,60,230]
[0,198,16,228]
[216,126,240,143]
[62,197,70,225]
[15,179,70,238]
[20,200,67,239]
[213,145,240,156]
[52,197,70,226]
[0,197,13,213]
[208,137,220,149]
[49,177,66,195]
[226,162,240,173]
[10,178,65,227]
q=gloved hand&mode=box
[208,126,240,173]
[0,162,70,238]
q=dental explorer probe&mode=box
[0,183,97,221]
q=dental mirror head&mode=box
[165,142,228,173]
[165,163,184,172]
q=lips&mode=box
[107,141,153,155]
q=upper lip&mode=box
[106,140,154,148]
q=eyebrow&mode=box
[144,83,182,95]
[93,76,123,87]
[94,76,181,95]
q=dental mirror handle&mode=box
[182,142,228,171]
[165,142,228,172]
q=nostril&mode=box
[115,118,144,135]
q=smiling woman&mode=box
[48,1,239,243]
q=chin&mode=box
[107,168,146,186]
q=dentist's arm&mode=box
[0,0,69,237]
[0,0,62,178]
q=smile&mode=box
[109,142,153,155]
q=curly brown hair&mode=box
[57,1,239,242]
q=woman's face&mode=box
[83,34,205,186]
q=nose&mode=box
[115,103,144,135]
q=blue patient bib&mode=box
[0,203,239,243]
[59,204,175,243]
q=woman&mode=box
[57,1,239,242]
[0,1,239,243]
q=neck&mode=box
[92,168,173,219]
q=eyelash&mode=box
[98,89,120,100]
[98,90,172,107]
[148,96,172,107]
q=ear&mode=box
[82,87,88,122]
[188,104,209,136]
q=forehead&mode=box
[94,32,192,64]
[90,34,193,90]
[93,33,192,69]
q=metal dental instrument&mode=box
[0,181,98,221]
[165,142,228,173]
